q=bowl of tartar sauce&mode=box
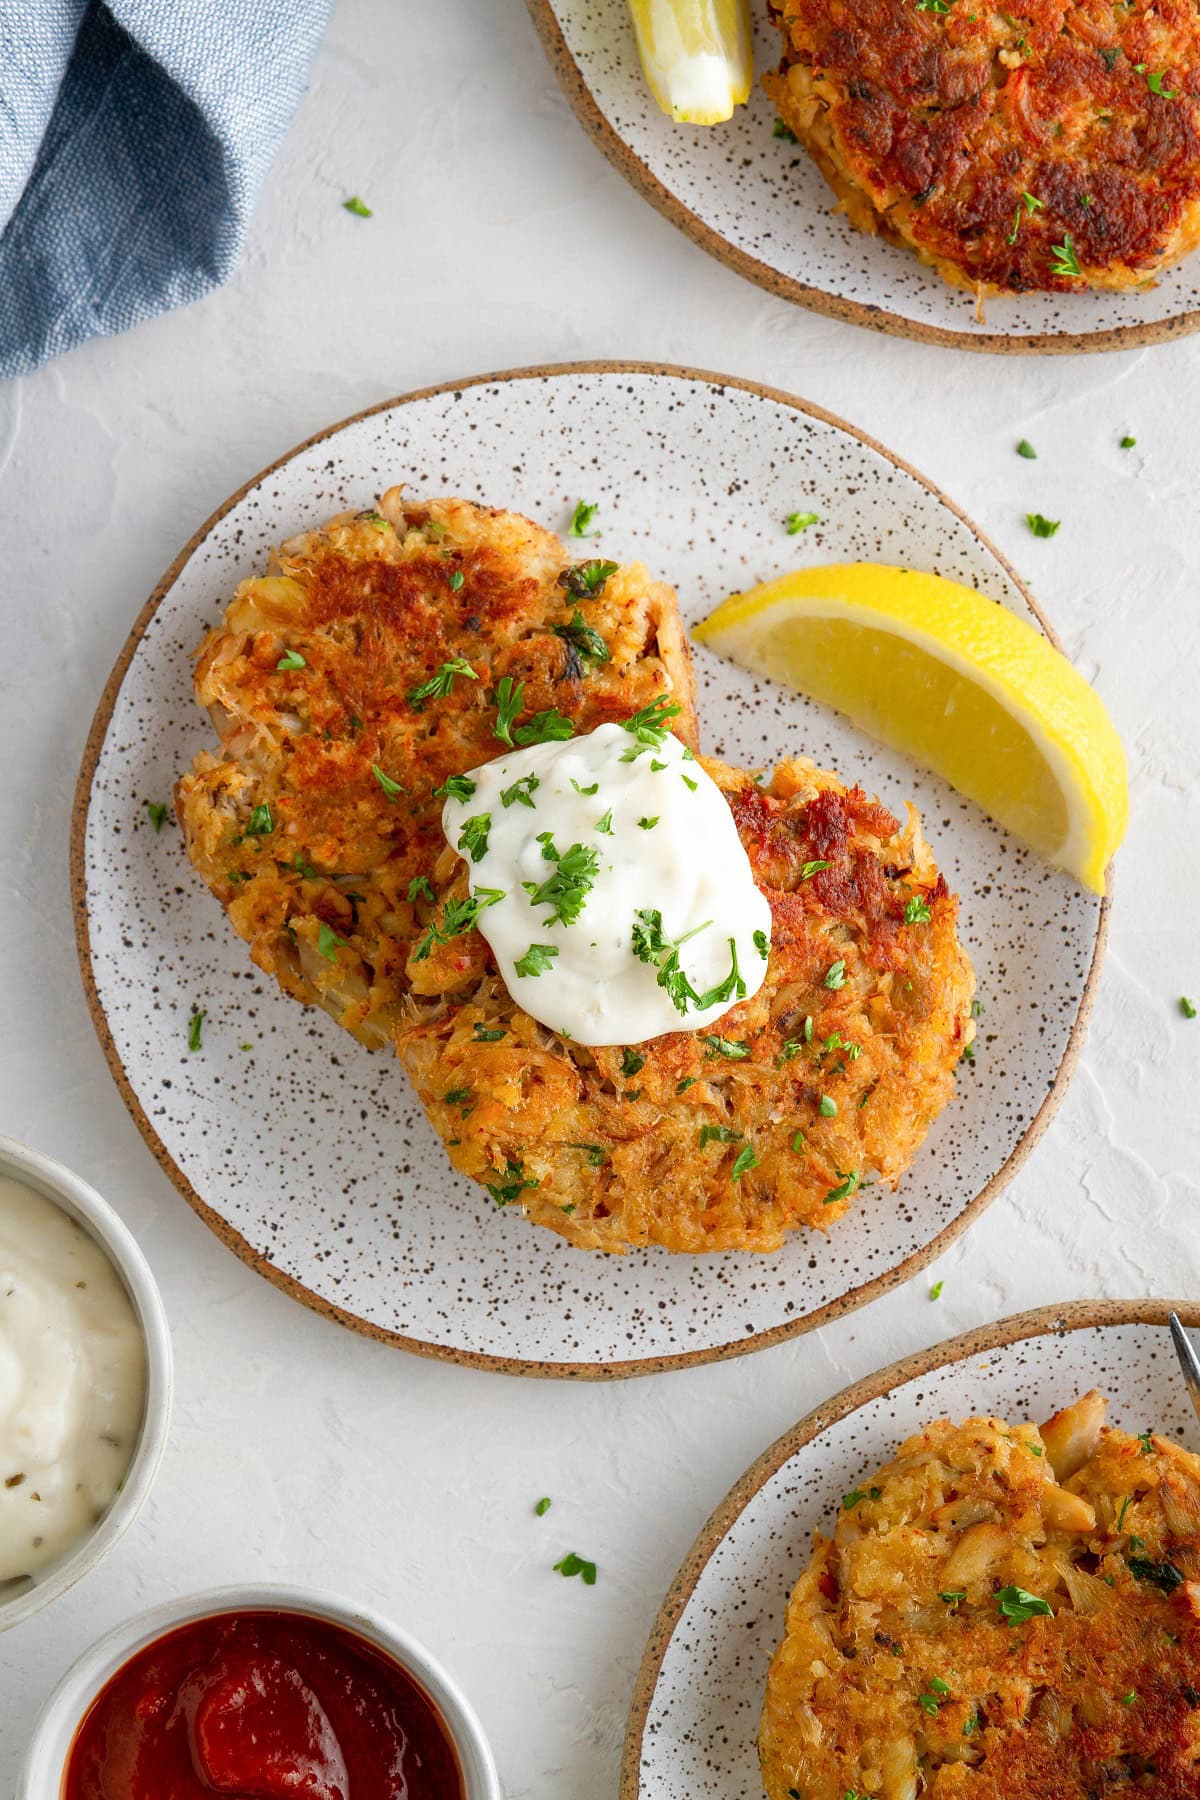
[0,1135,172,1632]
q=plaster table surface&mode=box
[1,2,1197,1793]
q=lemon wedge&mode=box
[693,563,1127,894]
[627,0,752,125]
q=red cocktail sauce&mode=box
[62,1609,466,1799]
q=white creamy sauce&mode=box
[0,1177,146,1582]
[440,720,771,1046]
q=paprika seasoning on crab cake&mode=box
[62,1609,464,1800]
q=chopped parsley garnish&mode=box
[473,1023,506,1041]
[1120,434,1137,449]
[916,0,951,11]
[492,676,524,745]
[842,1486,882,1509]
[930,1279,944,1300]
[939,1588,965,1605]
[784,510,820,534]
[372,763,405,800]
[554,609,611,664]
[407,656,478,709]
[594,808,614,835]
[823,1170,860,1204]
[638,816,659,830]
[535,1495,552,1515]
[292,854,320,879]
[1137,64,1178,96]
[515,943,559,978]
[571,779,599,797]
[818,1095,837,1117]
[1027,512,1061,538]
[413,888,503,961]
[730,1145,759,1181]
[568,500,599,538]
[523,839,599,926]
[187,1009,205,1052]
[1006,190,1044,245]
[1128,1557,1184,1591]
[486,1159,538,1207]
[514,708,575,747]
[501,772,539,809]
[317,923,346,961]
[1138,1431,1154,1455]
[620,1048,646,1077]
[823,958,847,989]
[277,648,306,670]
[773,117,798,141]
[146,801,167,832]
[457,813,491,863]
[699,1124,743,1146]
[753,929,769,958]
[1016,438,1038,459]
[557,559,618,600]
[800,859,829,880]
[1116,1494,1133,1533]
[243,803,273,837]
[1180,996,1197,1018]
[995,1585,1054,1623]
[433,773,476,803]
[1119,1691,1137,1706]
[424,519,448,540]
[1049,235,1082,278]
[343,195,372,217]
[676,1076,697,1094]
[407,875,436,903]
[630,910,707,1013]
[904,895,932,924]
[444,1087,472,1106]
[449,571,465,592]
[553,1551,597,1584]
[703,1034,750,1059]
[619,694,683,760]
[568,1141,609,1166]
[681,774,698,792]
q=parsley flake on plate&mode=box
[342,195,372,217]
[1016,437,1038,459]
[553,1551,597,1584]
[1027,512,1061,538]
[146,801,167,832]
[535,1496,552,1516]
[930,1279,944,1300]
[568,500,599,539]
[186,1009,205,1052]
[784,510,819,534]
[1180,996,1196,1018]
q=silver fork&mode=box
[1169,1312,1200,1428]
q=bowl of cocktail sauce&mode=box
[19,1584,501,1799]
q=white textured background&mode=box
[1,3,1197,1794]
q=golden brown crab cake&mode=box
[766,0,1200,297]
[760,1393,1200,1800]
[395,754,974,1255]
[176,490,696,1047]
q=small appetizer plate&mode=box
[73,362,1106,1377]
[527,0,1200,354]
[620,1299,1200,1798]
[0,1136,173,1632]
[18,1583,502,1800]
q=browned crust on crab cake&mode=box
[766,0,1200,296]
[760,1393,1200,1798]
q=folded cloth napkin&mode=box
[0,0,331,378]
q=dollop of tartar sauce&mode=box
[440,720,771,1046]
[0,1178,146,1582]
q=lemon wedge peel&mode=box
[693,563,1128,896]
[627,0,753,125]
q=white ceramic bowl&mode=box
[0,1135,173,1632]
[18,1583,503,1799]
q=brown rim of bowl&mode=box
[619,1296,1200,1795]
[70,359,1111,1381]
[524,0,1200,359]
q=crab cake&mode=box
[766,0,1200,296]
[761,1393,1200,1799]
[179,494,974,1256]
[176,490,696,1049]
[398,757,973,1255]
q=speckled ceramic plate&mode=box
[621,1300,1200,1795]
[72,363,1107,1378]
[527,0,1200,355]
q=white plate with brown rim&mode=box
[526,0,1200,356]
[72,361,1107,1378]
[620,1299,1200,1796]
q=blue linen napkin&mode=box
[0,0,332,378]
